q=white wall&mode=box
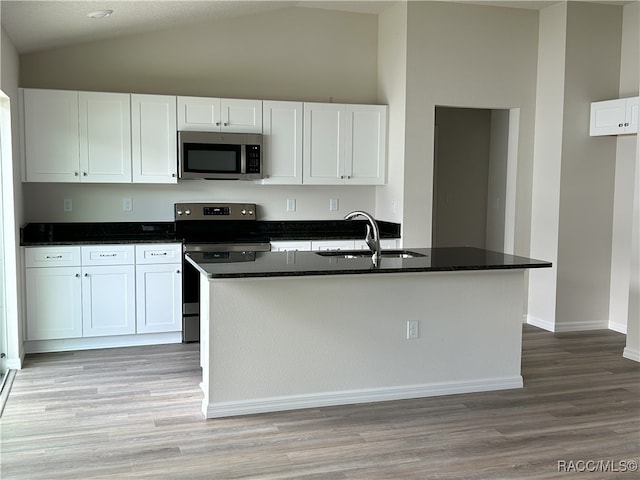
[624,2,640,362]
[555,2,622,330]
[486,109,510,252]
[18,6,381,223]
[400,1,538,250]
[610,1,639,335]
[1,25,25,368]
[375,1,408,227]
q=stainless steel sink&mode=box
[315,249,426,259]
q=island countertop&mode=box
[186,246,551,279]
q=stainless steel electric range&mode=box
[175,202,271,342]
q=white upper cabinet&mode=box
[303,103,346,185]
[345,105,387,185]
[22,89,80,182]
[22,89,132,183]
[303,102,387,185]
[79,91,132,182]
[177,96,262,133]
[261,101,303,184]
[590,97,639,136]
[131,94,178,183]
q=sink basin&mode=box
[315,249,426,259]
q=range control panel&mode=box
[174,203,257,221]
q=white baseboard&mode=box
[623,347,640,362]
[526,316,609,333]
[608,321,627,334]
[526,315,555,332]
[24,331,182,354]
[203,376,524,419]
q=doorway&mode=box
[432,106,518,253]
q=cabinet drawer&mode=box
[81,245,135,265]
[135,243,182,264]
[25,246,81,268]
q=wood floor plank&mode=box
[1,325,638,479]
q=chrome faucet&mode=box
[344,210,381,265]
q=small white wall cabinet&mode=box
[261,101,303,184]
[80,245,136,337]
[590,97,639,136]
[25,246,83,340]
[177,96,262,133]
[303,103,387,185]
[131,94,178,183]
[22,89,132,182]
[135,244,182,334]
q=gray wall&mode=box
[432,107,491,249]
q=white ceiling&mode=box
[0,0,632,54]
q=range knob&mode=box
[249,210,254,215]
[176,209,183,216]
[185,209,191,215]
[241,209,247,215]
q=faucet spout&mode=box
[344,210,381,265]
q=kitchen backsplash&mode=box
[22,182,377,223]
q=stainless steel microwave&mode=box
[178,131,263,180]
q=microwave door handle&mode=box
[240,144,247,175]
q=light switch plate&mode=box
[123,197,133,211]
[329,198,339,211]
[287,199,296,212]
[63,199,72,212]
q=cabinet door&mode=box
[303,103,346,185]
[26,267,82,340]
[177,96,221,131]
[345,105,387,185]
[625,97,639,134]
[261,101,303,184]
[310,240,355,251]
[136,264,182,334]
[82,265,136,337]
[79,92,132,182]
[131,94,178,183]
[590,99,627,136]
[220,99,262,133]
[22,89,80,182]
[270,241,312,252]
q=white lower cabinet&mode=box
[26,265,83,340]
[82,264,136,337]
[25,243,182,349]
[270,241,312,252]
[135,244,182,334]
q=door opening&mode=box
[432,106,518,253]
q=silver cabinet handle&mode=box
[75,273,80,278]
[171,173,176,177]
[84,273,89,277]
[74,172,79,176]
[176,269,181,274]
[223,122,228,126]
[215,122,220,126]
[83,172,88,176]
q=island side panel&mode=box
[202,269,525,418]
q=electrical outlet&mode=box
[122,197,133,211]
[63,199,72,212]
[329,198,339,211]
[287,198,296,212]
[407,320,419,339]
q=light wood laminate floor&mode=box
[1,325,638,479]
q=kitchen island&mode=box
[187,247,551,419]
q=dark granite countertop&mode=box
[186,247,552,279]
[20,220,401,246]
